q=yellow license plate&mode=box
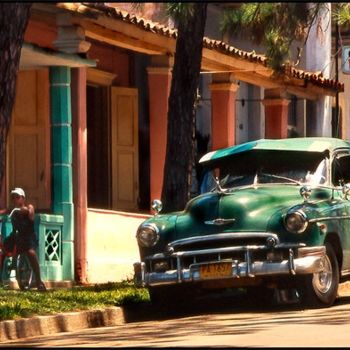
[200,262,232,279]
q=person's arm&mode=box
[19,204,35,221]
[27,204,35,221]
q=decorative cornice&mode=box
[262,98,290,107]
[87,68,117,85]
[209,83,239,92]
[146,67,172,75]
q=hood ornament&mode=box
[204,218,236,226]
[215,177,228,194]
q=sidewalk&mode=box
[1,281,350,343]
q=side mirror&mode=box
[151,199,163,215]
[343,184,350,200]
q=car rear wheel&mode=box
[298,243,339,308]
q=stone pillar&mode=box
[53,13,91,54]
[209,74,239,150]
[71,67,88,284]
[147,58,172,203]
[50,66,74,281]
[263,89,290,139]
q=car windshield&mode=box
[200,150,328,193]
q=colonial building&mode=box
[1,3,343,285]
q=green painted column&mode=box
[50,66,74,281]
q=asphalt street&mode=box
[2,284,350,347]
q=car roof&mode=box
[199,137,350,164]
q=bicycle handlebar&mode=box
[9,208,21,218]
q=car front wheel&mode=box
[298,243,339,308]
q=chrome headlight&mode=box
[284,210,308,234]
[136,223,160,247]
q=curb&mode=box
[0,307,125,342]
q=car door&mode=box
[331,151,350,271]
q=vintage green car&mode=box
[134,137,350,308]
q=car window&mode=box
[332,154,350,186]
[304,159,327,186]
[200,150,328,193]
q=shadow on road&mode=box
[3,294,350,347]
[122,288,309,323]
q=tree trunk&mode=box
[161,3,207,213]
[0,4,32,189]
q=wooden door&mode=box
[7,69,51,210]
[110,87,139,211]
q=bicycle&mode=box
[0,208,35,290]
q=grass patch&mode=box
[0,281,150,321]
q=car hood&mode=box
[174,185,324,240]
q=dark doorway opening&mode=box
[86,84,110,209]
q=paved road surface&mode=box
[2,290,350,347]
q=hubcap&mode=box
[312,255,332,295]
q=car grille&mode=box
[171,236,270,252]
[145,232,296,272]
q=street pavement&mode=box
[1,281,350,344]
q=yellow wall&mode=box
[86,209,151,283]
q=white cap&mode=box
[11,187,25,198]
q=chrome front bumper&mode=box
[134,245,326,287]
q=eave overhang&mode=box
[40,2,343,100]
[20,42,96,69]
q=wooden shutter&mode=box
[110,87,139,211]
[8,69,51,210]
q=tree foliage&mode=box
[333,3,350,27]
[166,3,199,22]
[221,3,327,71]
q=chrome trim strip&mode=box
[138,255,325,287]
[167,232,280,249]
[298,246,326,257]
[174,245,266,257]
[204,218,236,225]
[246,250,254,277]
[135,246,326,287]
[177,256,181,283]
[309,215,350,223]
[289,248,296,275]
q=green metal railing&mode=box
[1,213,64,281]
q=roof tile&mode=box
[73,2,343,92]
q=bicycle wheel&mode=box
[16,254,34,290]
[0,256,14,285]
